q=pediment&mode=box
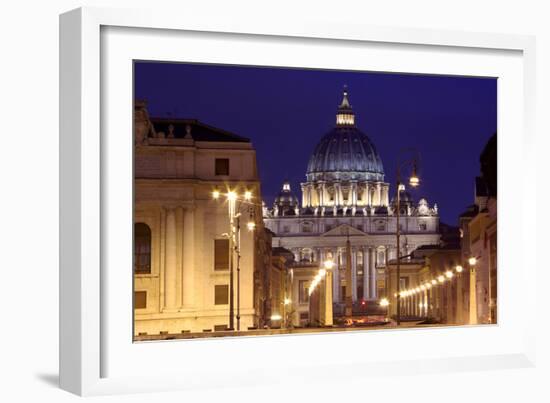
[322,224,366,237]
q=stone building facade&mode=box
[133,101,265,336]
[263,89,441,313]
[462,133,497,324]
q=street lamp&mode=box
[379,297,390,321]
[468,255,479,325]
[212,188,257,331]
[324,259,334,270]
[395,149,421,326]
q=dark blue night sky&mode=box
[134,62,497,225]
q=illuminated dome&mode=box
[273,180,299,215]
[306,88,384,182]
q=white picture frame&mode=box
[60,6,537,396]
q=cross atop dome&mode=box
[336,85,355,126]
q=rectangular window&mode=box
[419,222,427,231]
[299,312,309,320]
[214,285,229,305]
[283,225,290,233]
[214,239,229,270]
[134,291,147,309]
[215,158,230,175]
[399,277,408,291]
[298,280,310,303]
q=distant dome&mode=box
[306,88,384,182]
[390,184,413,206]
[273,180,299,213]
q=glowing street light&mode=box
[379,298,390,307]
[455,265,463,273]
[445,270,454,279]
[323,259,334,270]
[227,190,237,202]
[469,257,477,266]
[212,188,257,331]
[438,275,445,283]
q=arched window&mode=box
[134,223,151,274]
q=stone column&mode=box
[456,272,464,324]
[333,249,340,303]
[182,207,195,307]
[447,282,454,323]
[370,247,377,299]
[427,288,432,317]
[164,207,178,309]
[351,248,357,302]
[469,267,477,324]
[176,206,184,307]
[363,247,370,299]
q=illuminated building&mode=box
[263,89,441,315]
[132,101,266,337]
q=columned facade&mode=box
[264,88,440,316]
[133,102,266,337]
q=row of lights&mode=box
[212,189,256,231]
[379,257,478,307]
[212,189,253,202]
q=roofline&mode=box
[149,117,251,142]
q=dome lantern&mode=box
[336,86,355,127]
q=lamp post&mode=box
[213,189,257,331]
[468,256,478,325]
[323,258,334,326]
[395,150,420,326]
[455,265,464,324]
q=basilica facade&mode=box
[263,89,441,311]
